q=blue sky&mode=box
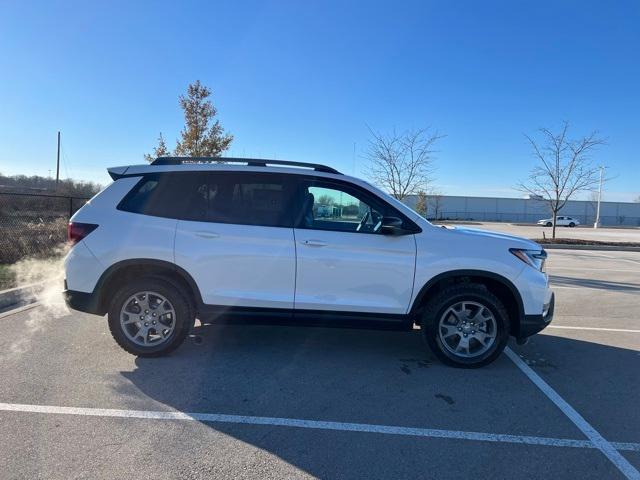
[0,0,638,200]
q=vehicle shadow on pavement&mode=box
[118,324,639,479]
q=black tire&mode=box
[420,283,509,368]
[569,222,575,227]
[545,222,552,227]
[107,276,194,357]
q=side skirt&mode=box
[198,305,414,331]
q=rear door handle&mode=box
[195,231,220,239]
[302,239,328,247]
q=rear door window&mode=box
[208,172,295,227]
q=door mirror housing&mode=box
[379,216,413,235]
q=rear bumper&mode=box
[63,286,104,316]
[519,292,554,338]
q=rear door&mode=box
[292,177,417,315]
[174,171,297,309]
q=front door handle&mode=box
[195,231,220,239]
[302,239,328,247]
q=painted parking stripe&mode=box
[548,325,640,334]
[0,401,639,453]
[505,348,640,480]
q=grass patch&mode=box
[0,264,16,290]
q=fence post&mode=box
[69,197,73,220]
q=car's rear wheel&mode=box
[107,277,194,357]
[421,284,509,368]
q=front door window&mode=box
[299,184,384,234]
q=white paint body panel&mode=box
[410,224,548,315]
[63,240,104,292]
[175,221,296,308]
[66,176,176,293]
[293,229,416,314]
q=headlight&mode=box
[510,248,547,272]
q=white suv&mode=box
[64,158,554,367]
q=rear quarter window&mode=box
[118,173,209,221]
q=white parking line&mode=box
[505,348,640,480]
[548,325,640,334]
[1,401,639,453]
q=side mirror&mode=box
[379,216,410,235]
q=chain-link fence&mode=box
[0,192,90,264]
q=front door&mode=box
[292,178,417,315]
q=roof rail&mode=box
[151,156,341,174]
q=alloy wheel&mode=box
[119,291,176,346]
[438,301,497,358]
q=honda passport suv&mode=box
[64,157,554,367]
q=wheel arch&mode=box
[94,259,203,315]
[410,270,525,337]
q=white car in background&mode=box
[537,216,580,227]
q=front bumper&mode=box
[519,292,554,338]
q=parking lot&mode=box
[458,222,640,244]
[0,249,638,479]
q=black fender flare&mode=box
[410,269,525,323]
[93,258,204,314]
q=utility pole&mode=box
[593,165,604,228]
[56,131,61,190]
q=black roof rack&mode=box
[151,157,341,175]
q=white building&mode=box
[402,195,640,227]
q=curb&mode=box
[0,284,40,311]
[541,244,640,252]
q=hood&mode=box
[443,225,541,250]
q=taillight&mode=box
[67,222,98,245]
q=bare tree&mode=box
[517,122,605,239]
[364,126,444,200]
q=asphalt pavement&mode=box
[462,222,640,243]
[0,249,638,479]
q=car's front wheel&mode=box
[107,277,194,357]
[545,222,552,227]
[569,222,575,227]
[421,284,509,368]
